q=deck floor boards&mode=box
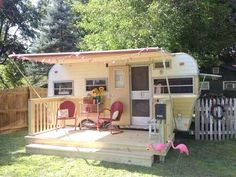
[28,127,161,146]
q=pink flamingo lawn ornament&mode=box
[167,140,189,155]
[168,140,190,173]
[146,143,166,153]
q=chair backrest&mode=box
[59,101,76,117]
[110,101,123,121]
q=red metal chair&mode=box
[97,101,123,134]
[56,101,77,130]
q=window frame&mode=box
[153,61,171,69]
[153,76,194,95]
[212,67,220,74]
[53,80,74,96]
[85,78,108,92]
[114,69,125,88]
[223,81,236,91]
[200,81,210,91]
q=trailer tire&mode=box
[210,104,225,120]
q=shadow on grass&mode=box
[90,136,236,177]
[0,130,28,165]
[88,151,191,177]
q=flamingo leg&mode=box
[173,153,182,175]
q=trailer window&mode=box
[54,81,73,96]
[223,81,236,91]
[200,81,210,90]
[86,79,107,91]
[153,77,193,94]
[154,61,171,69]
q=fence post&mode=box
[226,98,230,140]
[195,99,200,140]
[205,99,209,140]
[209,99,214,140]
[200,99,205,140]
[231,98,236,138]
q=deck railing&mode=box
[28,97,81,134]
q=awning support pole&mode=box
[198,75,206,97]
[9,58,41,98]
[161,49,177,130]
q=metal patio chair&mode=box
[56,100,77,130]
[97,101,123,134]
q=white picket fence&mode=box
[195,98,236,140]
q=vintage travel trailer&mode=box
[9,47,199,165]
[11,47,199,132]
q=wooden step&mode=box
[26,144,154,167]
[25,136,151,153]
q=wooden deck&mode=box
[25,127,172,167]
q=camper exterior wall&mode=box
[48,63,108,97]
[151,53,199,130]
[152,53,199,96]
[47,52,199,129]
[48,53,198,97]
[152,53,198,77]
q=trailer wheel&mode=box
[210,104,225,120]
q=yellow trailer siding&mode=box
[48,63,108,97]
[172,97,197,118]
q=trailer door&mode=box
[108,65,131,125]
[131,66,150,128]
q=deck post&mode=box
[159,156,165,163]
[159,120,165,143]
[28,99,35,135]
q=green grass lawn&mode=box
[0,130,236,177]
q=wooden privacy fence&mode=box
[195,98,236,140]
[0,87,47,132]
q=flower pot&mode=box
[95,96,101,104]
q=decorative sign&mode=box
[58,109,69,118]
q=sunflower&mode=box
[99,87,104,94]
[91,87,104,97]
[91,88,99,97]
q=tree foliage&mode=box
[173,0,236,67]
[74,0,236,67]
[0,0,39,62]
[33,0,80,52]
[0,0,40,89]
[28,0,82,87]
[0,0,235,89]
[0,60,26,89]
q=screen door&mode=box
[131,66,150,127]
